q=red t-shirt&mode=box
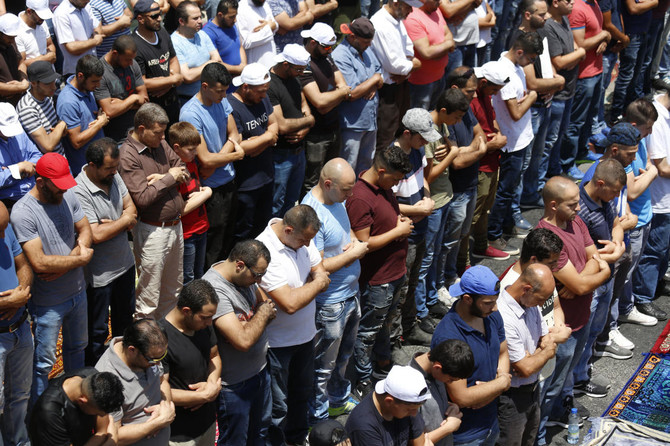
[536,217,594,331]
[404,7,449,85]
[179,161,209,239]
[346,174,408,286]
[470,89,500,172]
[568,0,603,79]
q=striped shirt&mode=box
[392,145,428,239]
[90,0,130,56]
[16,91,64,155]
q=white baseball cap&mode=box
[232,62,271,87]
[375,365,432,404]
[0,14,20,37]
[26,0,54,20]
[474,61,511,86]
[274,43,311,67]
[0,103,25,138]
[300,22,336,46]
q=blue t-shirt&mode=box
[202,21,241,65]
[627,138,652,227]
[179,96,236,188]
[171,30,217,97]
[0,224,26,327]
[301,191,360,304]
[431,307,505,443]
[621,1,652,35]
[56,76,105,174]
[449,109,479,192]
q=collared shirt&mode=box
[492,55,534,153]
[95,338,169,446]
[118,134,185,222]
[370,7,414,84]
[236,0,277,68]
[0,131,42,201]
[0,224,26,328]
[256,218,322,348]
[89,0,130,56]
[73,168,134,287]
[16,12,50,60]
[497,288,548,387]
[53,0,100,74]
[332,39,381,131]
[648,96,670,213]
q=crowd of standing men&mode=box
[2,0,670,444]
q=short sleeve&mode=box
[492,311,506,342]
[499,82,517,102]
[345,195,373,231]
[259,257,289,292]
[10,204,40,244]
[57,97,84,130]
[568,9,586,29]
[307,240,321,268]
[94,74,113,101]
[132,61,144,86]
[409,412,425,440]
[502,320,524,363]
[116,173,129,198]
[18,106,42,135]
[53,13,75,45]
[72,186,99,224]
[5,224,22,257]
[268,83,282,107]
[575,216,595,248]
[223,97,233,116]
[267,0,286,17]
[66,190,85,223]
[200,31,216,53]
[403,13,426,42]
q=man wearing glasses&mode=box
[95,318,176,446]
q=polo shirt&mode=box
[56,76,105,174]
[95,338,169,446]
[16,12,50,60]
[332,39,381,131]
[202,21,242,66]
[627,138,652,227]
[648,96,670,213]
[0,224,26,328]
[179,96,236,188]
[578,179,618,267]
[267,0,302,51]
[583,160,628,245]
[301,191,361,305]
[404,7,449,85]
[492,55,534,153]
[568,0,603,79]
[17,91,64,155]
[171,30,217,97]
[470,88,500,172]
[497,288,548,387]
[236,0,277,67]
[53,0,100,74]
[0,131,42,201]
[256,218,322,348]
[89,0,130,56]
[370,7,414,83]
[73,169,135,288]
[536,217,594,331]
[431,307,505,443]
[393,146,428,240]
[346,174,408,286]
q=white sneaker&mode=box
[609,328,635,351]
[437,287,457,307]
[619,307,658,327]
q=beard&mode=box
[40,184,63,205]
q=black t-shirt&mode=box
[345,392,425,446]
[229,94,275,191]
[448,109,479,192]
[268,72,305,152]
[132,27,179,110]
[299,54,340,132]
[29,367,98,446]
[159,319,217,441]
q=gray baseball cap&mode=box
[402,108,441,143]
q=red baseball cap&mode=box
[35,153,77,190]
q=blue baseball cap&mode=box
[449,265,500,297]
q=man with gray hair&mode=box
[119,103,189,320]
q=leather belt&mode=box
[0,309,28,334]
[141,217,181,227]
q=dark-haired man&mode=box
[205,239,277,445]
[16,0,57,66]
[203,0,247,76]
[73,137,136,366]
[0,14,30,105]
[29,369,125,446]
[161,280,222,445]
[53,0,103,76]
[95,318,175,446]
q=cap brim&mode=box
[300,29,311,39]
[274,54,286,65]
[340,23,353,35]
[35,8,53,20]
[374,379,385,395]
[34,71,60,84]
[232,76,243,87]
[421,128,442,144]
[448,282,464,298]
[0,121,23,137]
[51,174,77,190]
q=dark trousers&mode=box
[497,384,541,446]
[301,131,339,199]
[376,81,410,152]
[205,181,237,270]
[234,182,274,242]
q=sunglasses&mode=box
[146,12,161,20]
[142,348,168,364]
[320,43,333,51]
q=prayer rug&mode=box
[650,319,670,354]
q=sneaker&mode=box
[520,197,544,210]
[618,307,658,326]
[404,325,432,346]
[593,341,633,360]
[567,166,585,181]
[328,396,358,417]
[574,379,609,398]
[636,302,668,321]
[514,216,532,230]
[489,238,520,255]
[427,301,449,317]
[437,287,457,307]
[471,245,510,261]
[418,316,437,334]
[503,226,529,239]
[589,372,612,390]
[353,380,372,401]
[609,328,635,350]
[572,398,591,420]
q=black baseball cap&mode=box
[27,61,60,83]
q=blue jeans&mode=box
[85,267,135,366]
[573,278,614,383]
[217,367,272,446]
[541,98,571,190]
[560,74,602,171]
[594,51,618,133]
[660,25,670,78]
[272,150,306,218]
[0,320,32,446]
[310,295,360,423]
[267,340,314,445]
[622,223,650,314]
[522,106,550,205]
[360,0,380,18]
[235,182,274,241]
[454,423,499,446]
[632,213,670,304]
[643,16,666,94]
[340,129,377,176]
[488,146,529,240]
[409,75,447,111]
[438,186,477,284]
[415,204,450,319]
[490,0,522,60]
[354,276,405,382]
[29,290,88,406]
[611,33,648,119]
[183,231,207,285]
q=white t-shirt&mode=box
[16,12,50,60]
[475,2,491,48]
[648,97,670,214]
[256,218,322,348]
[53,0,100,74]
[491,55,534,153]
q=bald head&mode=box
[517,263,555,307]
[543,176,579,206]
[320,158,355,184]
[317,158,357,204]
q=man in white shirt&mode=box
[16,0,56,66]
[236,0,278,68]
[53,0,104,76]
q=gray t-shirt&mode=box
[203,264,268,385]
[73,168,134,288]
[95,337,170,446]
[10,190,86,306]
[410,355,453,446]
[448,8,479,46]
[542,17,578,101]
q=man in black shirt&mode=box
[29,368,124,446]
[0,13,29,105]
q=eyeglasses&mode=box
[247,265,266,279]
[288,64,306,74]
[142,348,168,365]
